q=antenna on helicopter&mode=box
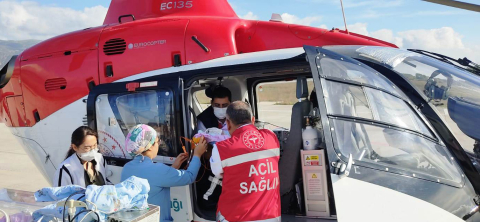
[339,0,349,34]
[270,13,283,22]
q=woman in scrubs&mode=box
[53,126,109,187]
[121,124,207,222]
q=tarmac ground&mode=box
[0,124,49,191]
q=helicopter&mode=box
[1,0,480,221]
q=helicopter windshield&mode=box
[391,54,480,150]
[324,46,480,155]
[313,47,463,185]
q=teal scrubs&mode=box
[121,155,200,222]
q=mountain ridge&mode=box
[0,40,41,67]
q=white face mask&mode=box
[213,107,227,119]
[78,148,98,162]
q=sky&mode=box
[0,0,479,62]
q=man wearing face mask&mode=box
[194,85,231,214]
[197,85,232,135]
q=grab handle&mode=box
[118,14,135,24]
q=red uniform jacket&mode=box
[216,124,281,222]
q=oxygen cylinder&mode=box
[302,118,318,150]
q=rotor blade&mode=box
[423,0,480,12]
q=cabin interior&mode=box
[184,69,333,220]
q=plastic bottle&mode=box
[302,118,318,150]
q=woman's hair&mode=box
[65,126,98,160]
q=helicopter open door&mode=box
[304,45,474,221]
[86,76,195,222]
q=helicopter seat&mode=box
[279,77,312,212]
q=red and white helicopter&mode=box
[1,0,480,221]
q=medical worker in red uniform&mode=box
[210,101,281,222]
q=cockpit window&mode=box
[323,45,480,154]
[364,88,432,137]
[331,119,462,184]
[323,81,373,119]
[323,80,432,137]
[320,58,405,97]
[315,47,462,185]
[392,56,480,151]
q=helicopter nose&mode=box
[0,55,20,126]
[0,55,17,88]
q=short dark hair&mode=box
[226,101,253,126]
[211,86,232,102]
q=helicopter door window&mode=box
[312,47,461,186]
[320,57,405,97]
[364,88,432,137]
[95,90,177,159]
[323,80,373,120]
[331,119,462,185]
[323,80,433,138]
